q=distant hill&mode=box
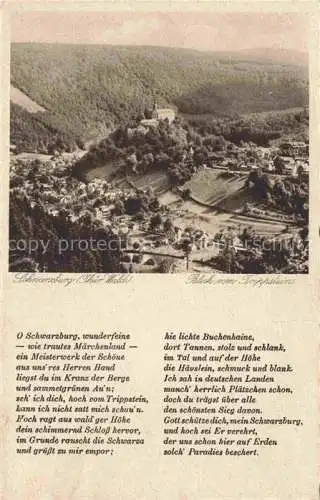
[236,48,308,67]
[10,43,308,150]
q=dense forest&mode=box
[10,43,308,149]
[10,103,83,153]
[9,192,122,272]
[188,108,309,146]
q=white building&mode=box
[152,102,176,123]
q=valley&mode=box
[9,44,309,274]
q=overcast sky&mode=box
[11,11,308,53]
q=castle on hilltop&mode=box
[140,101,176,128]
[151,101,176,123]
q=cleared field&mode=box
[227,214,288,235]
[173,201,288,238]
[128,170,170,193]
[13,152,52,162]
[217,187,256,212]
[158,190,180,205]
[185,169,246,206]
[84,161,121,182]
[10,85,46,113]
[116,179,132,190]
[218,188,298,225]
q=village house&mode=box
[278,156,297,176]
[294,157,309,173]
[279,141,308,157]
[256,147,271,160]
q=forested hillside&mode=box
[10,103,83,153]
[11,43,308,149]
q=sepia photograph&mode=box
[9,11,309,274]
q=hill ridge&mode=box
[10,43,308,151]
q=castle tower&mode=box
[152,100,158,120]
